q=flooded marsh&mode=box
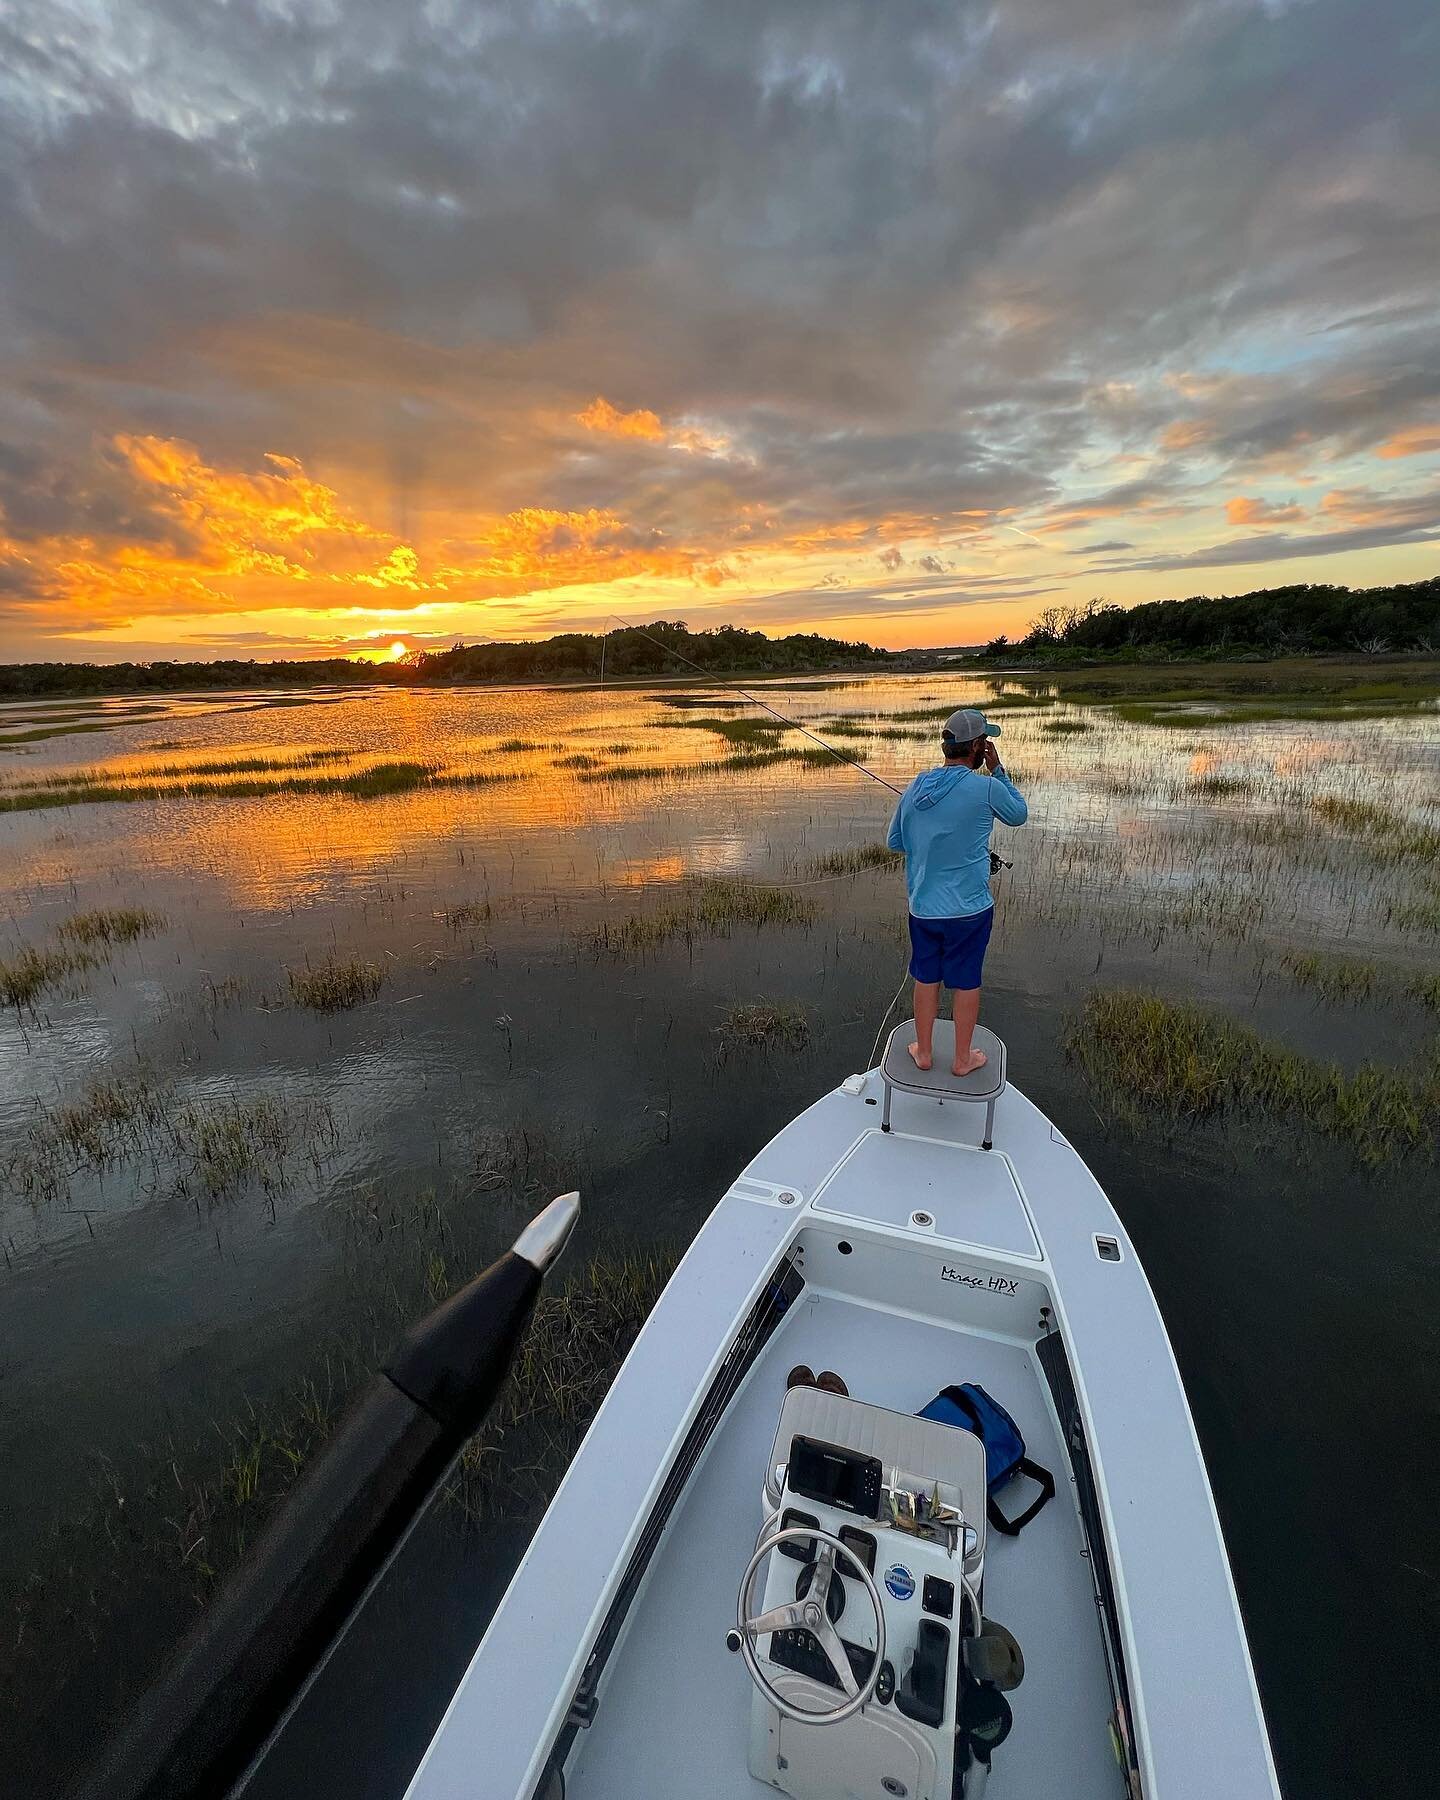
[2,665,1438,1799]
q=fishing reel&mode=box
[988,850,1012,876]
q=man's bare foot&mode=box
[952,1047,988,1077]
[907,1041,932,1071]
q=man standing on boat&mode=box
[886,707,1026,1077]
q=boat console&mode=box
[730,1389,1005,1800]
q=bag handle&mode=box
[985,1457,1055,1537]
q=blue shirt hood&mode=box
[909,766,968,810]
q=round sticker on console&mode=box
[883,1564,915,1602]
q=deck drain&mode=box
[910,1209,934,1228]
[1094,1234,1122,1262]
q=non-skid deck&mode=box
[565,1288,1118,1799]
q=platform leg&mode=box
[982,1097,995,1151]
[881,1082,893,1133]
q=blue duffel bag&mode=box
[919,1383,1055,1537]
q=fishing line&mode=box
[605,613,905,796]
[867,965,913,1071]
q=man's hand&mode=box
[982,738,1000,772]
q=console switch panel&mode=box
[922,1575,954,1618]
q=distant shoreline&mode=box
[0,658,911,706]
[9,645,1440,706]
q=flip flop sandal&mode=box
[815,1371,849,1396]
[786,1365,816,1390]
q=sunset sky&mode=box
[1,0,1437,663]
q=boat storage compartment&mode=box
[812,1131,1040,1259]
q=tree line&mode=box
[0,621,890,698]
[980,577,1440,661]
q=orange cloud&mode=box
[1160,420,1214,451]
[1376,424,1440,460]
[575,396,667,441]
[8,436,741,634]
[1225,496,1306,525]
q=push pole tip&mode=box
[512,1190,581,1273]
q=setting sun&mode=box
[389,640,408,661]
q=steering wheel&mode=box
[727,1525,886,1724]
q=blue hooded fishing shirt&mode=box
[886,764,1028,919]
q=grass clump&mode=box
[1281,951,1379,1003]
[287,958,385,1010]
[177,1094,335,1199]
[496,738,540,752]
[443,900,492,929]
[0,760,520,813]
[57,907,165,948]
[553,752,601,770]
[1041,718,1093,735]
[591,878,814,953]
[1068,988,1435,1165]
[653,715,789,748]
[0,944,98,1008]
[806,843,904,877]
[577,761,674,783]
[719,1001,810,1048]
[1313,795,1440,862]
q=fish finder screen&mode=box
[787,1436,883,1519]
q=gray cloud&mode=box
[1,0,1437,650]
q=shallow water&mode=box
[2,673,1438,1797]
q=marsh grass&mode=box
[577,760,675,782]
[576,746,852,784]
[553,753,602,769]
[1312,795,1440,862]
[652,715,790,747]
[1281,950,1379,1003]
[4,1071,338,1205]
[1389,893,1440,934]
[890,697,1056,722]
[1281,951,1440,1014]
[0,944,99,1008]
[0,760,521,813]
[57,907,165,948]
[591,877,815,952]
[496,738,540,752]
[806,843,904,877]
[1041,718,1093,735]
[718,1000,810,1048]
[442,900,493,929]
[177,1093,337,1198]
[0,710,170,745]
[287,958,384,1010]
[1068,988,1435,1164]
[656,695,749,710]
[8,751,353,794]
[815,717,933,741]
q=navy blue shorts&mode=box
[907,907,994,990]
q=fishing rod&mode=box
[605,613,1013,882]
[605,613,905,796]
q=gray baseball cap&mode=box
[942,706,1002,742]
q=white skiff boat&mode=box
[404,1020,1281,1800]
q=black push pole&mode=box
[75,1191,580,1800]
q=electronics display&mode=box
[787,1435,883,1519]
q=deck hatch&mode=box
[812,1129,1041,1259]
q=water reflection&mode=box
[1,671,1437,1799]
